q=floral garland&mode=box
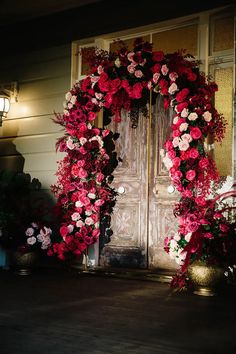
[50,38,226,275]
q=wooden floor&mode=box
[0,266,236,354]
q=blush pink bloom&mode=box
[181,133,192,143]
[179,122,188,132]
[203,111,212,122]
[168,82,178,95]
[161,64,169,75]
[134,70,143,78]
[127,64,136,74]
[169,72,178,81]
[172,137,180,147]
[152,73,160,83]
[180,108,189,118]
[173,116,179,124]
[85,217,95,225]
[188,112,198,121]
[178,140,190,151]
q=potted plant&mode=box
[164,178,236,295]
[0,170,53,273]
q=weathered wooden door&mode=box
[100,99,178,271]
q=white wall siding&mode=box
[0,45,70,192]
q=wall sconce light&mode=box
[0,82,18,126]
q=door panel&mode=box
[100,101,179,271]
[100,110,148,268]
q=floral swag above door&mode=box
[49,38,229,286]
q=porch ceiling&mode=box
[0,0,234,55]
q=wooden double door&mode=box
[100,99,179,271]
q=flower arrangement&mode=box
[164,180,236,288]
[22,222,52,252]
[50,38,227,268]
[0,170,54,254]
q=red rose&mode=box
[158,79,168,95]
[131,82,143,99]
[176,88,190,103]
[152,51,164,62]
[60,226,69,238]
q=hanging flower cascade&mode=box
[50,38,226,267]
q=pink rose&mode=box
[181,134,192,143]
[85,217,95,225]
[77,160,85,167]
[96,172,104,183]
[186,170,196,181]
[187,221,199,233]
[199,158,209,168]
[88,111,96,121]
[80,196,90,206]
[189,148,199,159]
[190,127,202,140]
[127,64,136,74]
[195,196,207,206]
[168,82,178,95]
[95,199,105,206]
[169,72,178,81]
[178,140,189,151]
[203,111,212,122]
[188,112,198,121]
[172,157,181,168]
[219,224,230,233]
[204,232,214,239]
[92,229,100,239]
[152,72,160,84]
[167,150,176,159]
[71,165,80,177]
[134,70,143,78]
[161,64,169,75]
[78,168,88,179]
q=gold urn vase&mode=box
[12,250,38,275]
[188,261,225,296]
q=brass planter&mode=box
[12,251,38,275]
[188,261,225,296]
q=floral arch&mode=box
[49,38,227,284]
